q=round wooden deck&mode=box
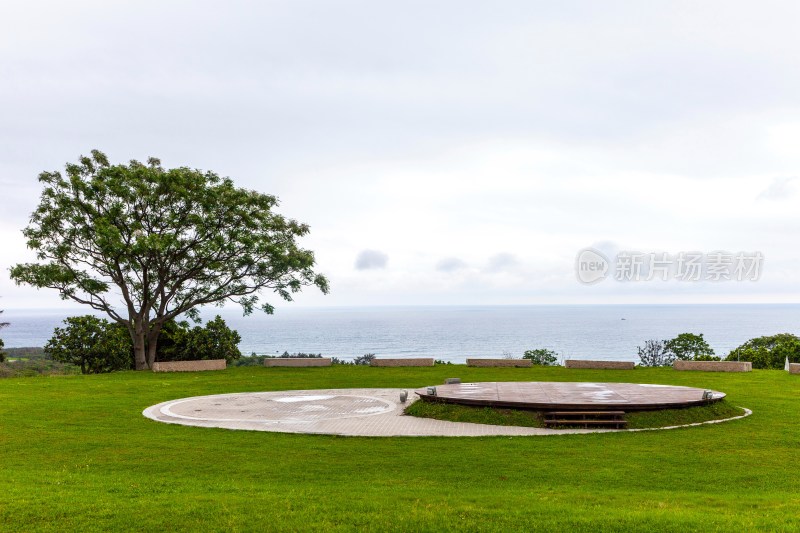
[415,382,725,411]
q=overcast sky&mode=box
[1,1,799,310]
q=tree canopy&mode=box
[726,333,800,369]
[664,333,718,361]
[11,150,328,369]
[522,348,559,366]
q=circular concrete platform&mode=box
[143,387,747,437]
[415,382,725,411]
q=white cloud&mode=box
[354,250,388,270]
[485,253,520,273]
[2,1,800,307]
[436,257,468,272]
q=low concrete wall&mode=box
[673,360,752,372]
[789,363,800,374]
[565,360,635,370]
[152,359,226,372]
[370,358,435,367]
[467,358,532,367]
[264,358,332,367]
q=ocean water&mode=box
[3,304,800,363]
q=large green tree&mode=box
[726,333,800,369]
[664,333,718,361]
[11,151,328,370]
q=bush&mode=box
[726,333,800,369]
[278,352,322,358]
[353,353,376,365]
[637,339,673,367]
[0,358,80,378]
[44,315,132,374]
[157,316,242,363]
[664,333,718,361]
[522,348,559,366]
[326,354,376,365]
[232,354,270,367]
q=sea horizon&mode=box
[3,303,799,363]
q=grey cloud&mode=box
[355,249,388,270]
[758,177,797,200]
[436,257,467,272]
[485,253,520,273]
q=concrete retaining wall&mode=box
[789,363,800,374]
[565,360,635,370]
[264,358,332,367]
[370,358,435,367]
[152,359,226,372]
[673,360,752,372]
[467,358,532,367]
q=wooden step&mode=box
[543,409,628,429]
[544,419,628,426]
[545,411,625,417]
[544,422,627,429]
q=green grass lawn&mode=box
[1,366,798,532]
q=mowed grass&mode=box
[1,366,799,532]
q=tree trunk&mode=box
[132,325,147,370]
[145,324,162,370]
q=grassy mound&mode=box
[405,399,746,430]
[626,401,745,429]
[405,399,544,427]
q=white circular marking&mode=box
[274,395,335,403]
[159,393,395,424]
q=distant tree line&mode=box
[637,332,800,369]
[233,352,377,367]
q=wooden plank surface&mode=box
[415,382,725,411]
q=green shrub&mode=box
[353,353,376,365]
[232,354,270,367]
[664,333,718,361]
[522,348,559,366]
[44,315,132,374]
[278,351,322,358]
[157,316,242,363]
[726,333,800,369]
[0,358,80,378]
